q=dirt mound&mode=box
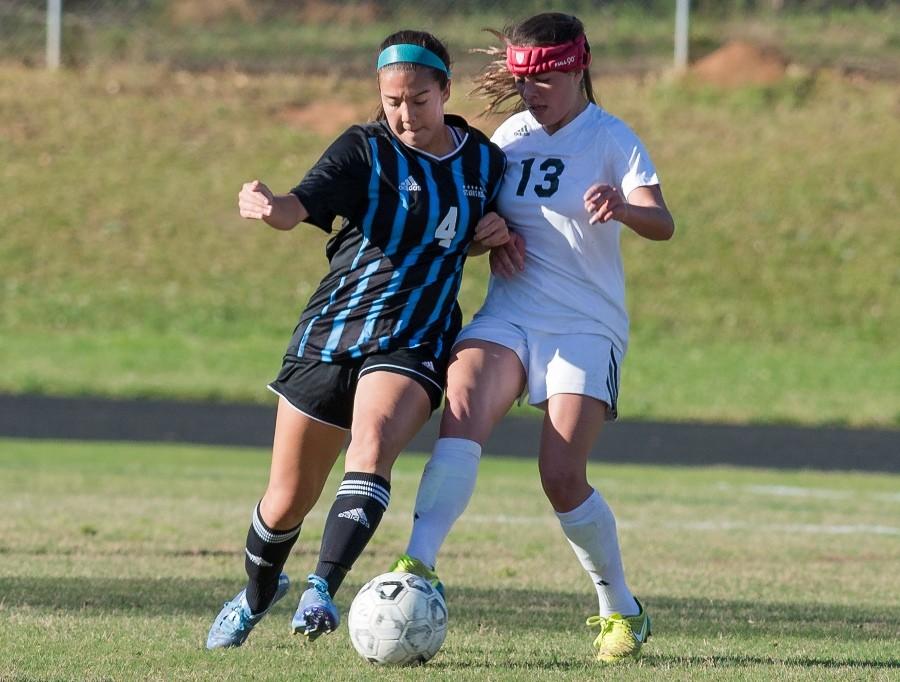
[168,0,381,26]
[277,100,367,136]
[168,0,256,26]
[691,40,788,87]
[297,0,381,23]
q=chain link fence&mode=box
[2,1,896,76]
[0,1,660,75]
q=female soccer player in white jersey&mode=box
[393,13,675,663]
[205,30,508,649]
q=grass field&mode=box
[1,439,898,680]
[2,60,899,426]
[2,0,899,428]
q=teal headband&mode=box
[376,44,451,77]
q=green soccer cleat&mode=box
[389,553,445,599]
[585,598,651,663]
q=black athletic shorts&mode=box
[267,346,447,430]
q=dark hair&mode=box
[471,13,597,117]
[373,30,452,121]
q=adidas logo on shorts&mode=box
[399,175,422,192]
[421,360,435,372]
[338,507,370,528]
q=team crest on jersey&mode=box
[463,184,486,199]
[399,175,422,192]
[513,125,531,137]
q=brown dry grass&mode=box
[167,0,257,26]
[277,100,370,136]
[166,0,382,27]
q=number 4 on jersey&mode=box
[434,206,458,247]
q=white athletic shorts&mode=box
[454,313,624,419]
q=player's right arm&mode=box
[238,179,309,231]
[489,230,526,278]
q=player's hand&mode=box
[474,211,510,248]
[238,180,275,220]
[584,183,629,224]
[489,231,526,278]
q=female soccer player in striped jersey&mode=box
[393,13,674,663]
[206,29,508,649]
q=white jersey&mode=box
[479,103,659,353]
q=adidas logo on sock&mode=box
[399,175,422,192]
[338,507,370,528]
[245,548,274,567]
[513,125,530,137]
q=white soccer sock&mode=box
[556,488,639,617]
[405,437,482,568]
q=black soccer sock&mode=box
[244,501,301,614]
[314,472,391,596]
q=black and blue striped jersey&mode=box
[285,114,507,363]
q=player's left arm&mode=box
[583,183,674,241]
[469,211,510,256]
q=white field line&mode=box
[453,515,900,536]
[624,520,900,536]
[349,512,900,537]
[715,482,900,503]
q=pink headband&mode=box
[506,34,591,76]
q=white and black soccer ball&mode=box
[348,571,448,666]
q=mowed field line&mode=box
[295,511,900,537]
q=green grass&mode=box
[2,61,898,426]
[1,438,898,680]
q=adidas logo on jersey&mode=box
[399,175,422,192]
[338,507,370,528]
[513,125,531,137]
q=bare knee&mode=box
[540,466,590,512]
[344,446,389,474]
[441,381,499,442]
[346,416,397,474]
[260,487,309,528]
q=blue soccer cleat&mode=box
[206,573,290,650]
[292,574,340,641]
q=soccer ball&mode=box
[348,571,448,665]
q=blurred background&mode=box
[3,1,898,76]
[1,0,898,427]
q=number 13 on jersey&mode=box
[516,157,565,198]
